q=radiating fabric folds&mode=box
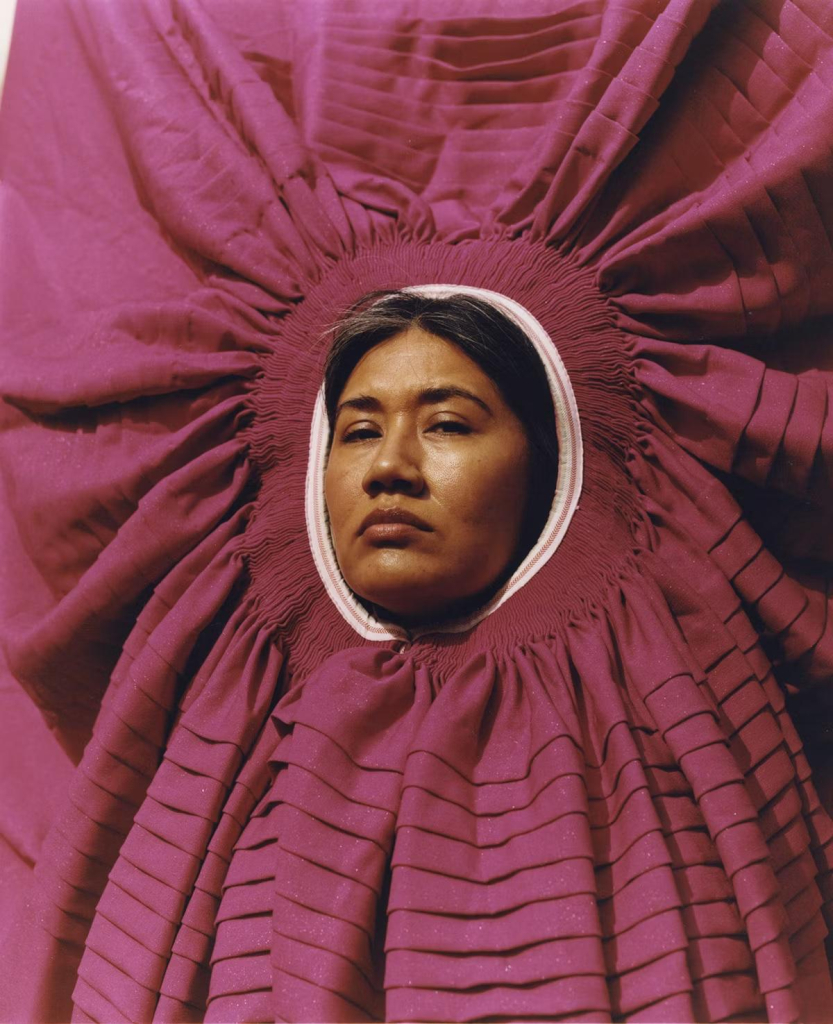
[1,0,833,1021]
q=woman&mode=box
[2,2,833,1022]
[322,289,560,627]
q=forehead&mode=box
[342,327,502,401]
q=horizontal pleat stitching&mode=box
[314,140,432,192]
[73,975,132,1024]
[320,101,550,155]
[729,2,833,107]
[271,965,382,1022]
[156,960,209,1015]
[397,753,648,836]
[590,0,827,335]
[632,649,800,1007]
[386,853,591,916]
[324,13,606,49]
[164,783,272,1017]
[398,712,652,791]
[204,990,275,1023]
[385,933,606,989]
[401,730,584,792]
[77,947,159,1022]
[689,582,830,961]
[207,954,271,1000]
[321,35,601,81]
[271,927,382,1002]
[659,755,766,1020]
[309,13,653,222]
[272,720,404,784]
[108,857,189,924]
[321,79,568,123]
[267,733,395,1020]
[385,973,612,1023]
[76,636,274,1020]
[318,57,588,109]
[208,770,279,1008]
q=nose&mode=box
[362,424,425,497]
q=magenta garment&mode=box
[2,1,833,1022]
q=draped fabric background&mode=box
[1,1,833,1021]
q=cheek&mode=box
[438,443,531,532]
[323,458,356,533]
[481,459,531,529]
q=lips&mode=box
[359,506,432,535]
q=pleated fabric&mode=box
[2,0,833,1021]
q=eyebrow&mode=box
[335,385,494,421]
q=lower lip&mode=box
[363,523,426,543]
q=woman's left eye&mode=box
[429,420,471,434]
[342,427,380,442]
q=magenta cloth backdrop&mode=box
[1,1,833,1022]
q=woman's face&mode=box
[324,327,532,622]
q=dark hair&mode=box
[323,290,559,562]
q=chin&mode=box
[351,571,495,625]
[355,581,447,621]
[346,545,511,622]
[347,566,453,621]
